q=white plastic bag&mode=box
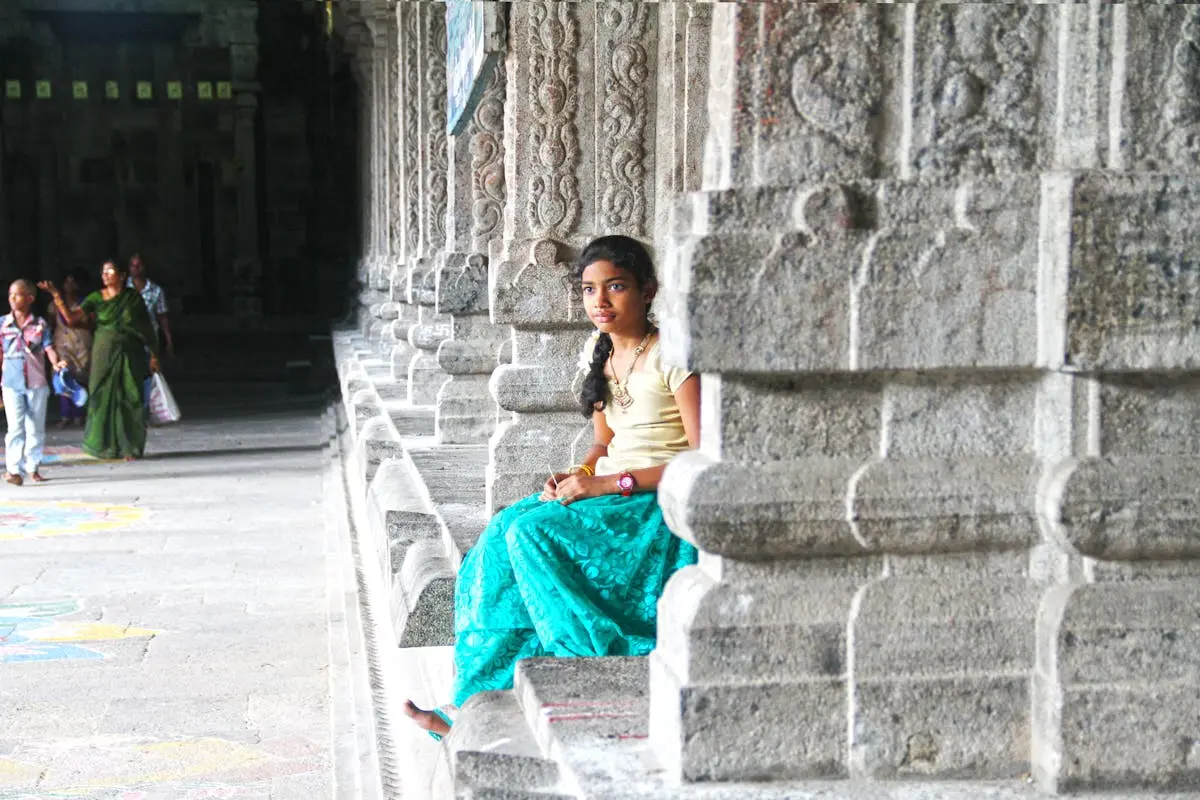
[147,372,182,425]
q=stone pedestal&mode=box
[436,256,505,444]
[408,301,451,408]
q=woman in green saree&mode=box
[39,260,160,460]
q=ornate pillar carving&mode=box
[367,11,399,359]
[385,1,421,387]
[435,61,508,444]
[405,2,451,407]
[487,2,660,511]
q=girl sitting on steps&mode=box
[404,235,701,738]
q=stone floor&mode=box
[0,384,354,800]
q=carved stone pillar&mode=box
[649,4,1200,794]
[349,12,389,349]
[488,2,660,512]
[1031,5,1200,793]
[366,12,399,362]
[384,1,421,389]
[369,16,392,296]
[405,2,452,407]
[435,62,508,444]
[350,34,372,283]
[347,19,375,303]
[385,9,404,276]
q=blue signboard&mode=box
[446,1,503,135]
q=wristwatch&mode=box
[616,471,636,497]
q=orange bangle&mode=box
[568,464,594,477]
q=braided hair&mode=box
[573,235,657,418]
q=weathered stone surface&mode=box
[393,538,454,647]
[850,579,1039,780]
[650,566,863,781]
[1034,582,1200,792]
[1115,4,1200,174]
[1046,456,1200,561]
[909,5,1053,178]
[1061,173,1200,371]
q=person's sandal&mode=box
[3,473,22,486]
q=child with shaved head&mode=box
[1,280,67,485]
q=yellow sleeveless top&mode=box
[578,336,693,475]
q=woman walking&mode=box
[39,260,160,460]
[47,269,93,429]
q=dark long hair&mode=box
[573,235,657,418]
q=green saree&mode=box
[453,491,697,707]
[80,289,158,459]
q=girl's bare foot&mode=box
[29,472,47,483]
[56,420,69,431]
[123,456,136,463]
[403,700,451,737]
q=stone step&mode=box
[408,444,489,508]
[437,691,569,799]
[384,402,436,437]
[375,381,408,401]
[514,657,649,766]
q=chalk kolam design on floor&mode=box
[0,735,325,798]
[0,599,159,663]
[0,781,269,799]
[0,500,146,541]
[0,445,105,466]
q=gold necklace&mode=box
[609,332,652,410]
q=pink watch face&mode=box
[617,473,635,493]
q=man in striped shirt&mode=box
[128,253,175,357]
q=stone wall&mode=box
[336,2,1200,797]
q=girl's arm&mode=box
[45,345,67,372]
[541,409,615,499]
[578,409,615,471]
[39,283,93,329]
[554,374,701,502]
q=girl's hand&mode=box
[540,472,571,501]
[554,474,607,506]
[37,281,59,299]
[148,355,161,374]
[53,360,68,372]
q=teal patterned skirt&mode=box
[453,491,697,707]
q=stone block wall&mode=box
[652,3,1200,793]
[337,1,1200,796]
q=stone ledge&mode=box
[336,334,456,648]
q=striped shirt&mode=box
[129,278,168,334]
[0,313,53,390]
